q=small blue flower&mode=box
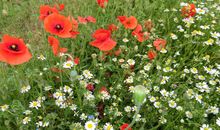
[88,115,94,120]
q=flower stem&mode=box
[125,105,141,130]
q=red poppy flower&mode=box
[70,17,78,31]
[78,16,87,24]
[99,86,109,94]
[44,13,79,38]
[120,123,132,130]
[86,84,95,92]
[108,24,118,32]
[86,16,96,23]
[39,5,58,21]
[0,35,32,65]
[48,36,67,56]
[114,48,121,56]
[58,4,65,11]
[97,0,108,8]
[118,16,137,29]
[148,50,157,60]
[73,57,80,65]
[90,29,116,51]
[78,16,96,24]
[181,4,196,18]
[132,24,149,42]
[153,38,167,51]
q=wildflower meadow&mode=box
[0,0,220,130]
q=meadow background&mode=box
[0,0,220,130]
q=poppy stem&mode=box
[61,53,74,61]
[132,0,135,8]
[59,56,64,87]
[125,104,141,130]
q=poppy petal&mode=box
[98,38,117,51]
[86,16,96,23]
[92,29,111,40]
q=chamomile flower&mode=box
[83,70,93,79]
[195,94,203,103]
[124,76,133,84]
[168,100,177,108]
[63,85,72,93]
[0,104,9,111]
[170,33,178,40]
[185,111,193,119]
[211,32,220,39]
[37,54,46,60]
[22,117,31,124]
[104,123,114,130]
[127,59,135,66]
[154,102,161,108]
[160,48,167,53]
[149,96,156,102]
[63,60,74,69]
[196,8,206,14]
[206,106,219,115]
[204,39,214,45]
[29,101,41,109]
[190,67,198,74]
[200,124,212,130]
[85,120,96,130]
[124,106,132,113]
[20,85,31,93]
[144,63,152,71]
[80,113,87,120]
[122,38,129,43]
[216,118,220,126]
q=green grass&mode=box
[0,0,220,129]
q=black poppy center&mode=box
[47,11,52,15]
[9,44,19,51]
[55,24,63,32]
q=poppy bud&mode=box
[70,70,78,81]
[133,85,146,106]
[86,84,95,92]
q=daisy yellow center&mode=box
[32,102,38,106]
[107,125,112,130]
[204,128,209,130]
[66,63,72,67]
[87,123,93,128]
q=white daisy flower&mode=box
[127,59,135,66]
[200,124,212,130]
[63,60,74,69]
[154,102,161,108]
[216,118,220,126]
[0,104,9,112]
[85,120,96,130]
[170,33,178,40]
[122,38,129,43]
[104,123,114,130]
[185,111,193,119]
[211,32,220,39]
[20,85,31,93]
[83,70,93,79]
[168,100,177,108]
[22,117,31,124]
[124,106,132,113]
[190,67,198,74]
[29,101,41,109]
[37,54,46,60]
